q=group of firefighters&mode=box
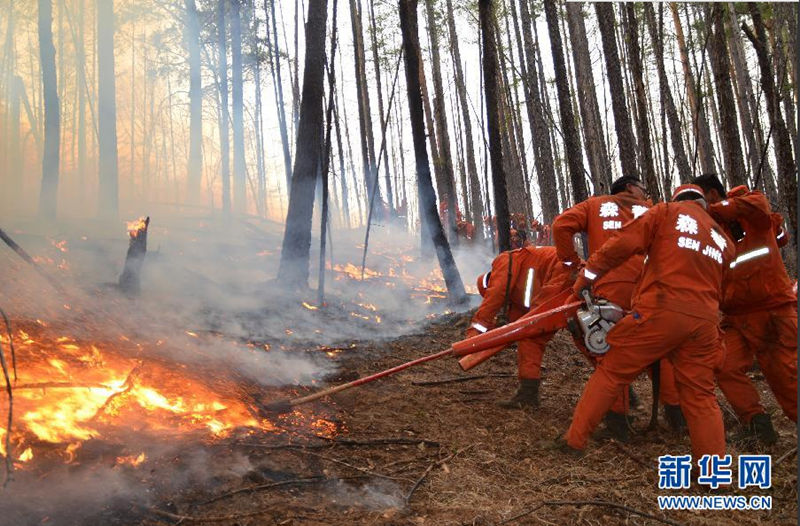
[463,174,797,459]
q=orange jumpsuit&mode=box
[566,200,734,458]
[710,191,797,424]
[470,246,571,379]
[553,194,680,409]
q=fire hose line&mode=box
[263,302,583,415]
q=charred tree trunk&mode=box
[185,0,202,204]
[518,0,558,222]
[399,0,466,303]
[707,4,746,188]
[217,0,231,215]
[544,0,587,203]
[566,2,612,193]
[480,0,510,252]
[595,3,637,179]
[38,0,59,219]
[446,0,483,239]
[622,3,659,201]
[231,0,247,213]
[96,0,119,218]
[277,0,328,289]
[119,217,150,296]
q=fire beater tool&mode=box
[259,303,580,415]
[0,228,66,294]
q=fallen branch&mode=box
[609,439,649,469]
[776,447,797,466]
[235,437,440,450]
[202,475,348,505]
[405,443,477,503]
[146,505,274,523]
[288,448,412,482]
[412,373,513,386]
[496,500,686,526]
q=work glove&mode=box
[572,269,595,298]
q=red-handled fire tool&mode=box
[458,288,577,371]
[261,302,582,415]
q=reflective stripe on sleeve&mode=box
[471,323,488,333]
[523,268,535,308]
[777,230,785,240]
[482,272,490,289]
[584,269,598,280]
[729,246,769,269]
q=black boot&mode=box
[664,404,687,433]
[750,413,778,446]
[599,411,630,443]
[628,385,641,409]
[498,379,540,409]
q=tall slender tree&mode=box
[644,3,691,183]
[544,0,587,203]
[217,0,231,215]
[398,0,466,302]
[743,3,798,238]
[96,0,119,217]
[184,0,202,203]
[277,0,329,289]
[566,2,612,193]
[622,4,659,200]
[480,0,509,252]
[445,0,483,238]
[231,0,246,213]
[707,3,746,188]
[38,0,60,219]
[595,3,637,180]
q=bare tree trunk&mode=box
[669,4,714,176]
[97,0,119,218]
[480,0,510,252]
[231,0,247,213]
[38,0,60,219]
[644,3,691,184]
[621,3,659,201]
[704,4,746,188]
[217,0,231,215]
[77,0,86,194]
[399,0,466,302]
[185,0,202,204]
[349,0,382,215]
[446,0,483,238]
[424,0,458,242]
[367,0,394,215]
[566,2,612,193]
[266,0,293,192]
[743,4,797,239]
[277,0,328,289]
[544,0,586,203]
[594,3,637,180]
[518,0,558,222]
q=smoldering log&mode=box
[118,216,150,296]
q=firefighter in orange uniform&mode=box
[553,176,684,436]
[692,174,797,444]
[562,184,734,458]
[469,245,571,408]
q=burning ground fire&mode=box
[0,320,283,471]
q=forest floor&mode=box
[0,214,795,526]
[134,311,797,526]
